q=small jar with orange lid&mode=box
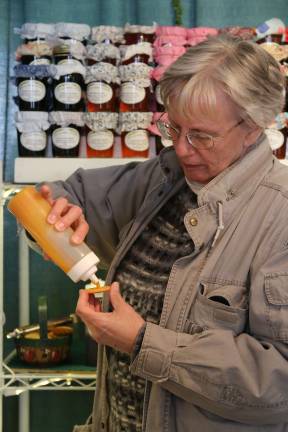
[84,112,118,157]
[118,112,153,158]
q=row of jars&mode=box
[15,111,172,158]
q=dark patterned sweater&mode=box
[107,184,198,432]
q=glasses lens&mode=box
[186,132,213,149]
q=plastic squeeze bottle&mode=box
[8,186,100,285]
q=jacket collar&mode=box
[159,133,273,207]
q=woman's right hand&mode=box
[40,184,89,245]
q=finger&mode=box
[54,204,83,231]
[109,282,124,310]
[71,214,89,244]
[47,197,69,224]
[76,290,98,319]
[39,184,54,205]
[88,294,102,312]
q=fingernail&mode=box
[72,234,81,244]
[55,221,65,231]
[47,214,56,223]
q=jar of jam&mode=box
[90,26,125,46]
[85,63,119,112]
[53,63,86,111]
[54,23,91,44]
[86,42,120,66]
[118,112,152,157]
[84,112,118,157]
[267,114,288,159]
[16,23,55,44]
[119,62,152,112]
[14,64,55,111]
[124,24,156,45]
[15,111,50,157]
[49,111,84,157]
[53,42,86,67]
[16,40,52,65]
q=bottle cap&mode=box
[67,251,100,282]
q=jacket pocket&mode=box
[264,273,288,342]
[184,282,248,335]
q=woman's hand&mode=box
[40,184,89,244]
[76,282,146,354]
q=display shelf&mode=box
[14,156,147,183]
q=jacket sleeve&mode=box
[42,157,163,268]
[130,236,288,425]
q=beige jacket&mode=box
[50,135,288,432]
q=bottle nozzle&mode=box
[90,273,100,286]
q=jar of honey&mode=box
[118,112,152,157]
[49,111,84,157]
[84,112,118,157]
[85,62,119,112]
[53,63,86,111]
[124,24,156,45]
[14,64,55,111]
[15,111,50,157]
[119,62,152,112]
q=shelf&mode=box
[2,361,96,395]
[14,156,147,183]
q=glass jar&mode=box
[90,26,125,46]
[16,40,52,65]
[15,111,50,157]
[14,65,55,111]
[85,63,119,112]
[49,111,84,157]
[267,114,288,159]
[85,42,120,66]
[53,64,86,111]
[119,62,152,113]
[84,112,118,157]
[53,43,85,67]
[118,112,152,157]
[124,24,156,45]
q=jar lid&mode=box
[16,41,53,60]
[156,26,187,37]
[85,63,119,84]
[54,23,91,41]
[117,112,153,133]
[84,112,118,131]
[14,64,57,78]
[119,63,152,87]
[86,43,120,62]
[49,111,85,127]
[120,42,153,62]
[124,23,156,34]
[54,63,86,79]
[15,111,50,132]
[91,26,124,44]
[15,23,55,40]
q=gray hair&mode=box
[160,34,285,128]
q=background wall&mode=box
[1,1,287,432]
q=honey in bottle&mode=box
[8,186,100,284]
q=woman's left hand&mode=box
[76,282,145,354]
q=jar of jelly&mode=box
[90,26,125,46]
[16,23,55,44]
[86,42,120,66]
[53,63,86,111]
[85,63,119,112]
[49,111,84,157]
[84,112,118,157]
[15,111,50,157]
[119,63,152,112]
[16,41,52,65]
[124,24,156,45]
[118,112,152,157]
[14,64,55,111]
[120,42,152,66]
[54,22,91,44]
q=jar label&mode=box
[87,130,114,150]
[161,138,173,148]
[18,80,46,102]
[87,82,113,104]
[125,130,149,151]
[20,131,47,151]
[58,58,83,67]
[30,58,51,65]
[54,82,82,105]
[52,127,80,149]
[155,84,164,106]
[120,82,145,104]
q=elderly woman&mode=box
[40,34,287,431]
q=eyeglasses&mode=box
[156,114,245,150]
